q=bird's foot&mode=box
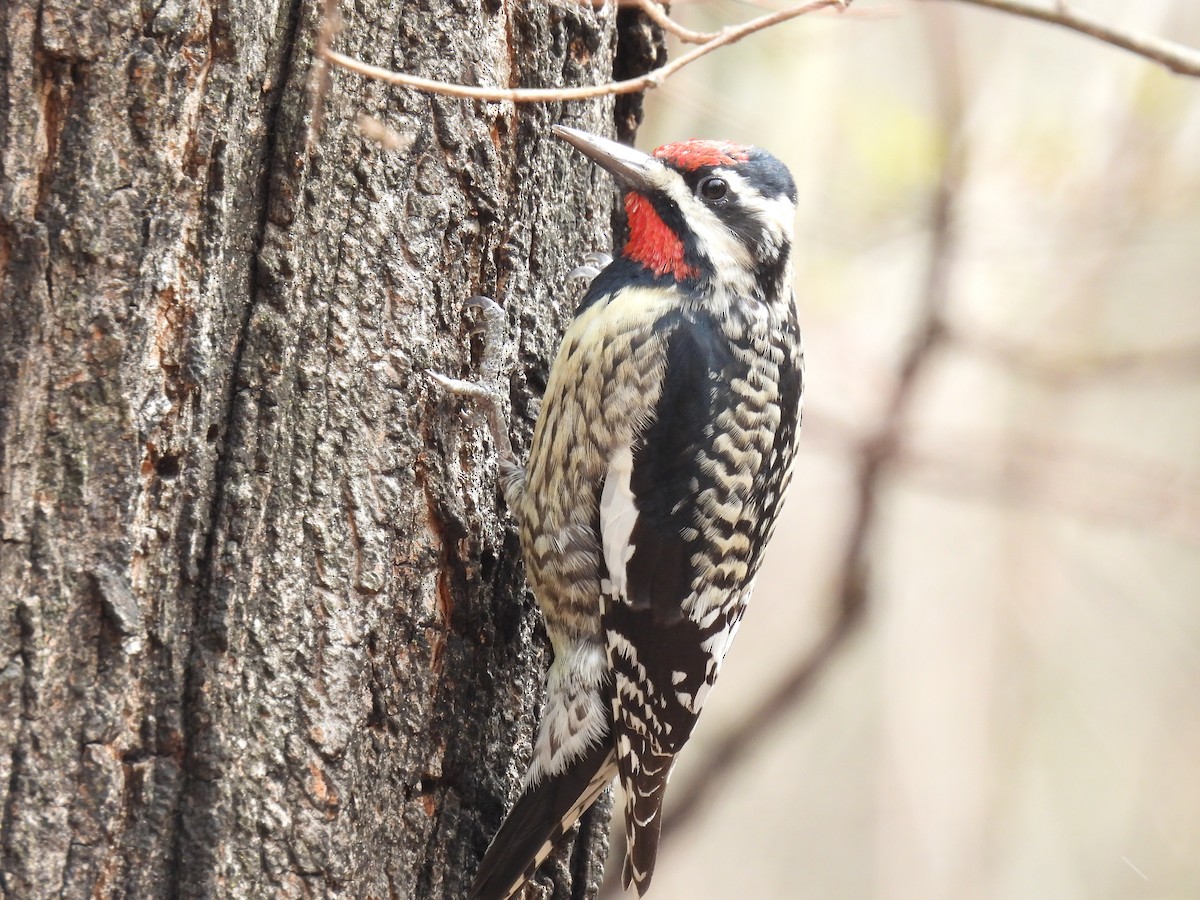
[464,295,508,383]
[568,251,614,284]
[427,296,515,464]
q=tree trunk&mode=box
[0,1,661,896]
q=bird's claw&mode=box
[568,251,613,284]
[426,369,495,401]
[458,295,508,380]
[427,296,514,459]
[465,294,505,317]
[568,265,601,282]
[464,295,506,340]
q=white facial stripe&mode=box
[642,158,680,193]
[661,174,754,294]
[713,170,796,253]
[658,167,796,296]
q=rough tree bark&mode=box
[0,1,661,896]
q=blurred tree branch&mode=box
[891,428,1200,544]
[799,411,1200,544]
[945,325,1200,385]
[928,0,1200,78]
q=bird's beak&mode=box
[552,125,660,193]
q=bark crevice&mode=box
[0,0,654,895]
[168,0,308,892]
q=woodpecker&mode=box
[462,125,803,898]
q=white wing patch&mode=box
[600,445,638,601]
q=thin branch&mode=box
[320,0,1200,116]
[306,0,341,153]
[626,0,898,43]
[928,0,1200,77]
[947,325,1200,385]
[655,579,866,844]
[632,0,719,43]
[357,115,417,151]
[321,0,850,103]
[891,429,1200,546]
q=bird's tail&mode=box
[470,739,617,900]
[620,750,675,897]
[470,642,615,899]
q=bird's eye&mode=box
[699,177,728,201]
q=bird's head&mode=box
[553,125,797,301]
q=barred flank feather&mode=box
[470,742,617,900]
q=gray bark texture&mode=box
[0,0,662,896]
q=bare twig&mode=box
[306,0,341,153]
[320,0,850,103]
[653,575,866,845]
[318,0,1200,112]
[948,325,1200,385]
[357,115,417,152]
[319,0,1200,121]
[929,0,1200,77]
[891,428,1200,546]
[633,0,719,43]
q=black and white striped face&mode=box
[553,126,798,299]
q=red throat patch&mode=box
[622,192,697,281]
[653,140,750,171]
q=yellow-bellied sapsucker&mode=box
[446,126,803,899]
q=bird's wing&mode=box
[599,311,753,895]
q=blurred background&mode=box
[603,2,1200,897]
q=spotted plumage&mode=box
[468,126,803,899]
